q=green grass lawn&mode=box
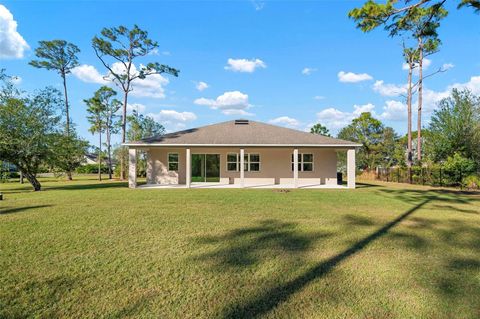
[1,176,479,318]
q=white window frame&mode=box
[168,152,179,172]
[226,153,239,171]
[291,153,314,172]
[247,153,261,172]
[226,153,261,172]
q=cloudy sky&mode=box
[1,1,479,145]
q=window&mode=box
[291,153,314,172]
[227,153,238,171]
[168,153,179,171]
[227,153,261,172]
[248,154,260,171]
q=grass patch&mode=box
[1,176,479,318]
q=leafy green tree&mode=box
[49,131,89,179]
[99,87,121,179]
[428,89,480,163]
[310,123,331,136]
[349,0,478,34]
[381,127,401,168]
[29,40,80,134]
[85,93,106,181]
[126,110,165,177]
[127,110,165,141]
[338,112,385,170]
[92,25,179,180]
[0,85,63,191]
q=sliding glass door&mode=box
[191,154,220,182]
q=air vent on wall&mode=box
[235,119,249,125]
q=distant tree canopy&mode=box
[349,0,478,34]
[428,89,480,163]
[310,123,331,137]
[127,110,165,142]
[0,76,87,191]
[338,112,404,170]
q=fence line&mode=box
[366,166,472,188]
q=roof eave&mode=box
[123,143,362,148]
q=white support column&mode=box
[347,148,356,189]
[240,148,245,188]
[186,148,191,188]
[293,148,299,188]
[128,148,137,189]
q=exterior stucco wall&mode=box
[145,147,339,185]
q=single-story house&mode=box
[83,153,117,167]
[124,119,361,189]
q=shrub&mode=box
[76,164,109,174]
[462,175,480,190]
[443,153,477,186]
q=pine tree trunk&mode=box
[417,38,424,163]
[98,132,102,181]
[62,72,73,181]
[120,90,128,181]
[106,126,113,180]
[407,62,413,184]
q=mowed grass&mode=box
[1,177,479,319]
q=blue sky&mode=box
[1,0,479,145]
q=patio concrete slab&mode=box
[138,183,347,189]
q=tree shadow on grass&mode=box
[0,205,52,215]
[195,220,332,270]
[45,181,127,191]
[0,275,76,318]
[217,198,432,318]
[355,182,381,189]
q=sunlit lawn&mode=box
[1,176,479,318]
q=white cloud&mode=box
[150,109,197,122]
[418,75,480,114]
[316,108,352,130]
[127,103,146,113]
[11,75,21,85]
[316,103,376,131]
[442,63,454,70]
[379,100,407,121]
[225,58,266,73]
[338,71,373,83]
[268,116,300,128]
[72,63,170,99]
[71,64,109,84]
[251,0,266,10]
[402,58,432,71]
[147,109,197,131]
[194,90,253,116]
[0,5,29,59]
[313,95,325,100]
[147,49,171,56]
[109,63,169,98]
[373,80,407,97]
[195,81,209,91]
[302,67,317,75]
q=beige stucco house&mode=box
[124,119,360,189]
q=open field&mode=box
[1,176,479,318]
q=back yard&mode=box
[1,177,479,318]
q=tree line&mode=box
[349,0,479,182]
[0,25,178,191]
[311,88,480,187]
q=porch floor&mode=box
[137,182,348,189]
